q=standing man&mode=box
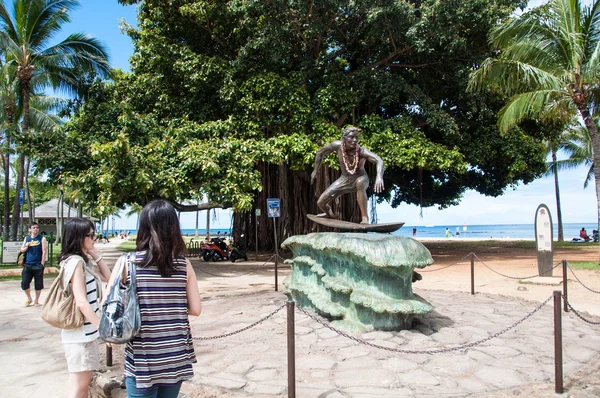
[20,222,47,306]
[311,126,384,224]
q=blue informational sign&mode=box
[267,198,281,218]
[19,189,24,205]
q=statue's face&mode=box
[343,130,359,149]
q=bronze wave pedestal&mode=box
[282,233,433,333]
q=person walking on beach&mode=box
[20,222,47,307]
[59,218,112,398]
[109,199,202,397]
[445,228,451,238]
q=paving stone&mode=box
[396,370,441,386]
[224,360,254,374]
[243,380,287,396]
[335,346,371,360]
[343,386,413,397]
[334,367,397,388]
[199,373,247,390]
[380,357,420,372]
[474,366,522,389]
[297,355,336,370]
[564,345,598,362]
[361,331,394,341]
[458,377,492,393]
[246,368,279,381]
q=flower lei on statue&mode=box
[341,141,360,175]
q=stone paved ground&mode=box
[99,289,600,397]
[2,239,600,397]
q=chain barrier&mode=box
[473,254,562,280]
[419,253,474,272]
[295,295,552,354]
[196,267,255,278]
[562,295,600,325]
[566,262,600,294]
[192,303,286,341]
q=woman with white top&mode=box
[59,218,111,398]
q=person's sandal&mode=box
[33,302,41,307]
[24,300,32,307]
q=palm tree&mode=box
[560,123,595,187]
[0,0,111,239]
[468,0,600,232]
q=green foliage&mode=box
[44,0,549,215]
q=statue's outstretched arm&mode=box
[363,148,385,193]
[311,142,338,185]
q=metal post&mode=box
[553,290,563,394]
[562,260,568,312]
[470,253,475,295]
[273,218,279,292]
[106,345,113,367]
[287,301,296,398]
[255,212,259,261]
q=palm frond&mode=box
[468,58,563,95]
[27,0,78,50]
[584,164,595,188]
[497,90,566,132]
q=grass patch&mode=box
[0,273,58,282]
[422,240,599,251]
[568,261,600,270]
[116,241,136,252]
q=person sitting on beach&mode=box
[580,228,590,242]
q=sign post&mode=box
[267,198,281,291]
[535,204,554,276]
[255,208,261,260]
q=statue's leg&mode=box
[356,175,369,224]
[317,178,344,218]
[316,188,338,218]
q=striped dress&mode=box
[124,252,196,390]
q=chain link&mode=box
[562,294,600,325]
[193,303,286,340]
[296,295,552,354]
[419,253,474,272]
[196,268,255,278]
[566,263,600,294]
[473,254,562,280]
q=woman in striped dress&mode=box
[60,218,112,398]
[110,199,202,397]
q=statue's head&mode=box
[342,126,360,149]
[342,126,361,139]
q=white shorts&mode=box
[63,340,100,372]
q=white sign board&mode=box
[2,241,23,263]
[536,207,552,251]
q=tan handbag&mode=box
[41,257,85,330]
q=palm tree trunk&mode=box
[2,147,9,241]
[576,104,600,261]
[25,156,33,223]
[9,153,25,240]
[552,149,564,241]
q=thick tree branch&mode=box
[168,200,233,212]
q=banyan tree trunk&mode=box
[233,162,363,251]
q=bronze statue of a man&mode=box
[311,126,384,224]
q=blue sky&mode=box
[65,1,597,230]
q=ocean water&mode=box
[394,223,598,240]
[117,224,597,240]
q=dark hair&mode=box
[58,218,94,263]
[342,126,360,138]
[29,222,39,228]
[136,200,186,277]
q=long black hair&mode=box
[59,218,95,263]
[136,199,186,277]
